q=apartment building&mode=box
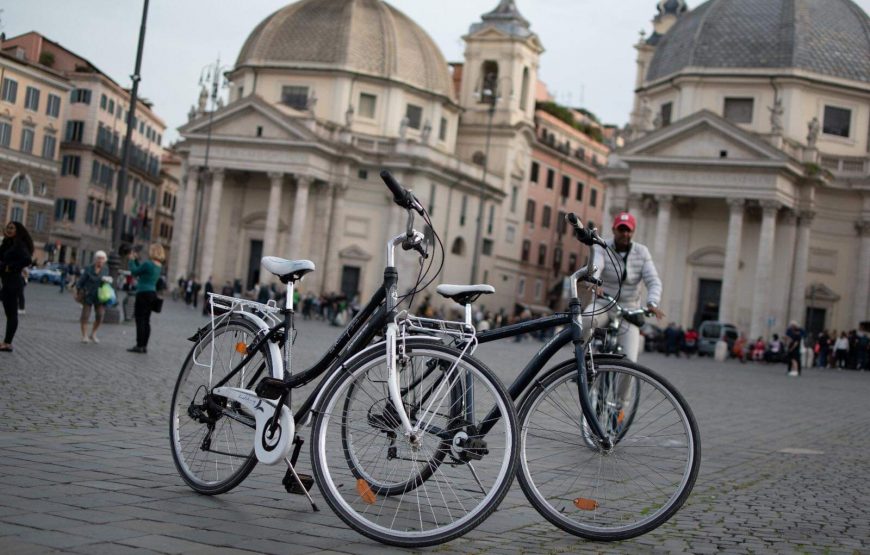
[2,32,166,265]
[0,45,71,263]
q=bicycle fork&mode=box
[570,300,614,451]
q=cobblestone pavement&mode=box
[1,284,868,554]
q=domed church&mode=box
[603,0,870,338]
[173,0,542,310]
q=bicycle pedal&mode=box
[283,470,314,494]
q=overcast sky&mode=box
[3,0,869,144]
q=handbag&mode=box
[151,296,164,313]
[74,288,85,304]
[97,282,116,305]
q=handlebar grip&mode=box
[380,170,407,204]
[566,212,581,228]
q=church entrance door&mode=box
[694,278,721,328]
[247,239,263,290]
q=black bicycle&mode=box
[399,213,700,541]
[169,172,518,547]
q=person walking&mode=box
[0,222,34,352]
[76,250,110,343]
[591,212,665,362]
[785,321,804,376]
[202,276,214,316]
[128,244,165,353]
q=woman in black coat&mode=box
[0,221,34,352]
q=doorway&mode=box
[247,239,263,290]
[694,278,722,328]
[805,307,826,340]
[340,265,361,300]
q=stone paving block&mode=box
[117,533,218,554]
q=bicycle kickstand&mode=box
[282,436,318,511]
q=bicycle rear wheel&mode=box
[169,316,275,494]
[517,359,700,541]
[312,341,518,547]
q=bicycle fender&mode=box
[306,335,443,422]
[190,310,283,381]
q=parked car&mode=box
[28,264,64,285]
[641,322,664,352]
[697,320,739,356]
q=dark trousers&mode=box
[1,289,20,343]
[134,291,157,348]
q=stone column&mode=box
[288,175,312,260]
[175,166,200,278]
[719,199,745,324]
[750,201,779,340]
[321,182,347,293]
[652,195,673,272]
[168,159,189,278]
[788,211,814,325]
[198,168,225,282]
[261,172,284,280]
[852,220,870,325]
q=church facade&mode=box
[602,0,870,338]
[172,0,545,312]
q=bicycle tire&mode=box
[169,315,276,495]
[517,358,700,541]
[312,340,518,547]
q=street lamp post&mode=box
[105,0,150,323]
[470,76,512,285]
[188,58,227,278]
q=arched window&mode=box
[479,61,499,104]
[451,237,466,256]
[9,174,31,196]
[520,67,530,111]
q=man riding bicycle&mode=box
[591,211,665,362]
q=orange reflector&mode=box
[357,479,376,505]
[617,409,625,424]
[235,342,247,354]
[574,498,599,511]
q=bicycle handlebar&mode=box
[565,213,607,248]
[380,170,424,215]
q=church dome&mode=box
[646,0,870,84]
[236,0,454,98]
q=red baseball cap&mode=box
[612,212,636,231]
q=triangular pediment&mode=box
[339,244,371,261]
[622,110,789,162]
[179,95,315,142]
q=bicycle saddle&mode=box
[261,257,315,283]
[436,284,495,306]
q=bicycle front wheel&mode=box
[311,341,518,547]
[518,359,700,541]
[170,316,276,495]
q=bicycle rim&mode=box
[170,317,273,494]
[312,342,517,547]
[518,360,700,540]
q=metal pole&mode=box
[470,101,494,285]
[105,0,149,324]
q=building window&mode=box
[1,78,18,103]
[10,205,24,222]
[405,104,423,129]
[41,134,57,159]
[85,199,95,225]
[823,105,851,138]
[561,176,570,198]
[46,93,61,117]
[521,240,531,262]
[91,160,101,183]
[520,67,530,111]
[11,174,30,195]
[576,181,584,201]
[525,199,536,226]
[510,185,518,213]
[530,161,539,183]
[70,88,92,104]
[439,117,447,142]
[451,237,465,255]
[534,279,543,301]
[568,253,578,270]
[20,128,34,154]
[34,212,47,232]
[546,168,555,189]
[553,246,563,271]
[660,102,673,126]
[487,204,495,234]
[0,121,11,147]
[542,205,552,229]
[281,86,309,110]
[61,155,81,176]
[723,97,753,124]
[65,120,85,142]
[428,183,436,215]
[517,277,526,297]
[54,198,77,221]
[358,93,376,118]
[482,238,494,256]
[460,195,468,226]
[538,244,547,266]
[479,60,499,104]
[24,86,40,111]
[506,224,516,244]
[590,188,598,207]
[100,93,107,110]
[107,98,115,114]
[557,210,566,236]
